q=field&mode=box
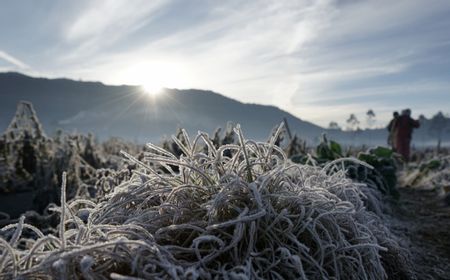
[0,102,449,279]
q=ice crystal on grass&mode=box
[0,124,413,279]
[0,102,140,221]
[5,101,47,140]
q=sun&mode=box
[119,60,192,97]
[141,83,163,96]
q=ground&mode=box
[389,187,450,280]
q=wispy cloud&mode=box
[62,0,169,60]
[2,0,450,127]
[0,50,30,70]
[301,81,450,105]
[83,1,338,102]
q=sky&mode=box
[1,0,450,128]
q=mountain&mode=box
[1,72,448,146]
[0,72,325,143]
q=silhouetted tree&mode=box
[366,109,376,128]
[418,114,427,123]
[429,111,448,152]
[328,121,341,130]
[346,114,360,131]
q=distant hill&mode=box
[0,72,448,146]
[0,72,325,143]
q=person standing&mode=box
[387,111,399,150]
[393,109,420,161]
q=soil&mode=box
[389,187,450,280]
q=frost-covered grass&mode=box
[401,155,450,192]
[0,124,412,279]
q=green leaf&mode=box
[369,146,393,158]
[329,140,342,156]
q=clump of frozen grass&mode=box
[401,155,450,192]
[0,124,412,279]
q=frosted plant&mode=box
[4,101,47,141]
[0,101,140,218]
[0,124,413,279]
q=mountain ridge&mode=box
[1,72,448,146]
[0,72,325,143]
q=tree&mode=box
[418,114,426,122]
[429,111,449,152]
[346,114,360,131]
[328,121,341,130]
[366,109,376,129]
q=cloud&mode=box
[62,0,169,60]
[13,0,448,128]
[0,50,30,70]
[300,81,450,105]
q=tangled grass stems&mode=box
[60,172,67,252]
[0,124,413,279]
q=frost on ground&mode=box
[389,187,450,280]
[0,124,414,279]
[0,102,139,217]
[400,155,450,199]
[392,155,450,280]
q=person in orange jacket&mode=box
[393,109,420,161]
